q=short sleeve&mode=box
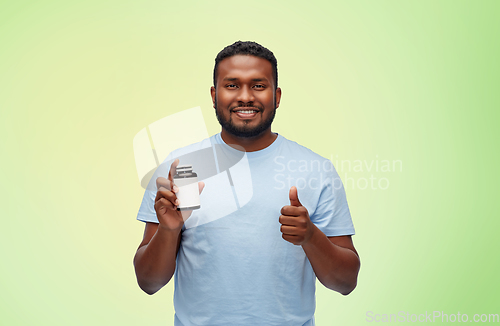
[137,188,159,223]
[310,161,355,237]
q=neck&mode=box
[220,128,277,152]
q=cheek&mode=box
[260,92,275,106]
[217,91,235,105]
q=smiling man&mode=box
[212,53,280,146]
[134,41,360,326]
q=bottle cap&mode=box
[176,165,192,173]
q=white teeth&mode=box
[237,110,256,114]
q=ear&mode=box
[210,86,216,108]
[275,87,282,109]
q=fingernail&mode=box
[173,185,179,192]
[175,199,180,206]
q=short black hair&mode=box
[213,41,278,89]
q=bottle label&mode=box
[175,177,200,209]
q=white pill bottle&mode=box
[173,164,201,211]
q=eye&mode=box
[253,84,265,89]
[226,84,237,89]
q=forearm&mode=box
[133,226,181,295]
[302,226,360,295]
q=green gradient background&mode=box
[1,0,499,325]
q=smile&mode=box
[233,109,260,119]
[236,110,258,114]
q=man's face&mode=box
[211,55,281,138]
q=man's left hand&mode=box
[279,186,315,245]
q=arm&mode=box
[279,186,360,295]
[133,159,204,295]
[302,231,359,295]
[133,222,182,295]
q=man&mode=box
[134,41,360,326]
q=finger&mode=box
[155,188,179,206]
[156,177,173,191]
[280,205,302,217]
[282,233,300,245]
[168,158,180,183]
[280,225,298,235]
[279,214,297,226]
[154,197,176,211]
[198,181,205,194]
[289,186,302,207]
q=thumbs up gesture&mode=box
[279,186,314,245]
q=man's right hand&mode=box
[134,159,205,294]
[154,158,205,232]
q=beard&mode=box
[214,99,277,138]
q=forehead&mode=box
[217,55,273,83]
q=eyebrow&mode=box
[222,77,269,82]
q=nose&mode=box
[236,85,254,103]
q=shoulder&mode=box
[278,135,332,165]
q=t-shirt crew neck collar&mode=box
[214,132,283,159]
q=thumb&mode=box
[289,186,302,207]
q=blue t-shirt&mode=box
[137,133,355,326]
